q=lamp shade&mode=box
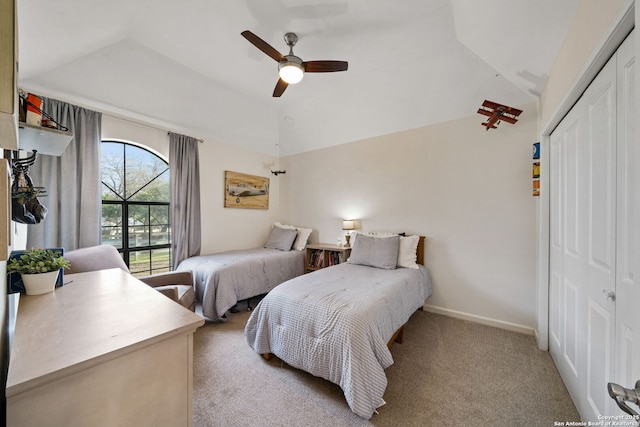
[342,220,355,231]
[278,61,304,84]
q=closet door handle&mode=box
[602,290,616,301]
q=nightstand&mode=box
[305,243,351,273]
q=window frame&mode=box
[100,139,172,276]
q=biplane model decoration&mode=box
[477,100,522,131]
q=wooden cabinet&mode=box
[6,268,205,427]
[305,243,351,273]
[0,0,18,151]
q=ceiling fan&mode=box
[241,30,348,97]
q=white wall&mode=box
[280,103,538,332]
[101,114,282,255]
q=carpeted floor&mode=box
[192,306,579,426]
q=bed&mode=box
[175,223,310,321]
[244,233,431,419]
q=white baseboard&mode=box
[533,328,547,351]
[422,304,537,336]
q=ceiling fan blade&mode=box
[303,60,348,72]
[241,30,285,62]
[273,78,288,97]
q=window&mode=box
[101,141,171,276]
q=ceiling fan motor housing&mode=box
[284,32,298,48]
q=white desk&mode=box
[6,268,205,427]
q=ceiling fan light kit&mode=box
[241,30,348,97]
[279,57,304,84]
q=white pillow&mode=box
[350,231,420,268]
[274,222,312,251]
[264,225,298,251]
[348,233,400,269]
[348,230,395,246]
[398,235,420,269]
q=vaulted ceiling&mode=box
[17,0,579,157]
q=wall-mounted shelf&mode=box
[18,121,73,156]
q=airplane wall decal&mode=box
[477,100,522,131]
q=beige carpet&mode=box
[192,307,579,426]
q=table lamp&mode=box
[342,220,355,247]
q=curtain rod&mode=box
[167,131,204,143]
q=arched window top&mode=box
[101,140,169,203]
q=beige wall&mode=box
[95,0,633,335]
[102,114,282,255]
[539,0,626,129]
[280,103,538,331]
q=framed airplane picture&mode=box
[224,170,269,209]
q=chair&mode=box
[64,244,196,312]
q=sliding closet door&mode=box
[549,47,618,421]
[582,48,617,420]
[549,31,637,421]
[549,103,586,403]
[614,33,639,399]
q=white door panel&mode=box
[583,53,618,419]
[550,270,562,349]
[563,113,582,260]
[564,278,580,378]
[614,32,639,411]
[549,130,564,361]
[586,298,614,416]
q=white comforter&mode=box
[176,248,305,321]
[244,262,432,418]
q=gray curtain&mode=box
[169,132,201,269]
[26,98,102,250]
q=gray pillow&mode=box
[348,234,400,269]
[264,226,298,251]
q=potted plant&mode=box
[7,249,70,295]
